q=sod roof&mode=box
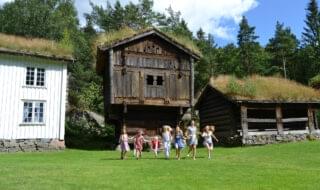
[94,27,201,59]
[208,75,320,103]
[0,33,74,61]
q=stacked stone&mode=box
[0,139,65,153]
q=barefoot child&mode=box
[151,136,160,158]
[134,130,147,160]
[174,125,185,160]
[202,125,219,159]
[187,119,198,160]
[162,125,172,159]
[119,126,130,160]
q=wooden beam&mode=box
[190,57,194,107]
[241,105,248,137]
[247,118,276,123]
[308,108,316,133]
[282,118,308,123]
[109,49,114,104]
[139,71,144,103]
[276,106,284,135]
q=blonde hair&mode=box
[210,125,216,132]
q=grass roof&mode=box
[210,75,320,102]
[94,27,201,57]
[0,33,74,60]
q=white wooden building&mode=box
[0,35,73,152]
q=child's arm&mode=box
[212,134,219,142]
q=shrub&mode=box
[309,74,320,89]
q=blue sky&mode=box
[0,0,313,46]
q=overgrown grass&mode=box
[0,141,320,190]
[212,75,320,101]
[94,27,201,56]
[0,33,73,59]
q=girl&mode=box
[119,126,130,160]
[187,119,198,160]
[202,125,219,159]
[174,125,185,160]
[134,130,147,160]
[162,125,172,159]
[151,135,160,158]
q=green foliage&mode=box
[309,74,320,88]
[0,0,79,40]
[78,82,104,113]
[226,76,242,95]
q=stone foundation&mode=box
[0,139,65,153]
[243,133,320,145]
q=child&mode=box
[134,130,147,160]
[162,125,172,159]
[151,136,160,158]
[202,125,219,159]
[174,125,185,160]
[187,119,198,160]
[119,126,130,160]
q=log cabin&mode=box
[195,75,320,145]
[96,28,200,137]
[0,33,73,152]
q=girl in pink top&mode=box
[134,130,147,160]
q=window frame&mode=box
[21,100,46,125]
[25,67,46,88]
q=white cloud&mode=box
[1,0,259,41]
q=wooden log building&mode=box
[96,28,200,137]
[195,75,320,145]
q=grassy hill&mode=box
[1,141,320,190]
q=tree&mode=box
[302,0,320,54]
[237,16,260,76]
[266,22,299,78]
[0,0,79,40]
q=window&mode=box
[23,101,45,124]
[147,75,154,85]
[156,76,163,86]
[25,67,45,87]
[146,75,164,86]
[26,67,35,85]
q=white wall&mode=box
[0,54,67,140]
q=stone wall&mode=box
[0,139,65,153]
[243,133,320,145]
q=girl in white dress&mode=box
[162,125,172,159]
[187,120,198,160]
[202,125,219,159]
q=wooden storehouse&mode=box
[96,28,200,137]
[195,75,320,145]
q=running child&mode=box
[174,125,185,160]
[162,125,172,159]
[202,125,219,159]
[133,130,147,160]
[151,135,160,158]
[187,119,198,160]
[119,126,130,160]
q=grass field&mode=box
[1,141,320,190]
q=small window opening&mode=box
[156,76,163,86]
[147,75,154,85]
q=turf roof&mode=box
[209,75,320,102]
[94,27,202,58]
[0,33,74,61]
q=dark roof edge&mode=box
[0,48,75,63]
[98,28,201,60]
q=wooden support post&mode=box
[276,106,284,135]
[139,71,144,103]
[190,57,194,107]
[314,110,319,130]
[241,106,248,137]
[109,49,114,104]
[308,108,316,133]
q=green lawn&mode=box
[1,141,320,190]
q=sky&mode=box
[0,0,312,46]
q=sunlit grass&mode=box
[0,141,320,190]
[0,33,73,59]
[211,75,320,101]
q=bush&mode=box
[226,76,242,95]
[309,74,320,89]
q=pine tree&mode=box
[237,16,259,76]
[266,22,299,78]
[302,0,320,54]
